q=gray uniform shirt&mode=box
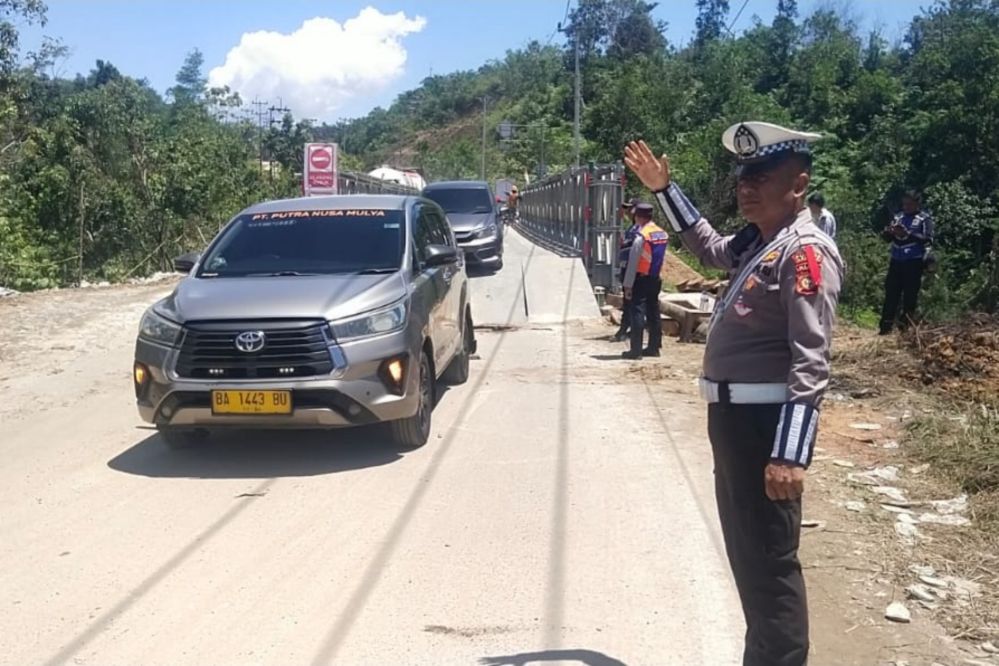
[622,234,645,289]
[815,208,837,239]
[672,208,844,407]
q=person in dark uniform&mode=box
[613,199,641,342]
[620,202,669,359]
[625,121,844,666]
[879,190,934,334]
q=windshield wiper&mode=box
[354,268,398,275]
[246,271,318,277]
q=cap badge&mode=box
[733,124,759,157]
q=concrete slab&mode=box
[470,228,600,328]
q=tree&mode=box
[564,0,665,59]
[170,49,206,105]
[0,0,46,75]
[88,60,121,87]
[695,0,729,45]
[608,3,668,59]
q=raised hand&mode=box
[624,140,671,192]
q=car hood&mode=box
[446,212,494,231]
[158,272,408,323]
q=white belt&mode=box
[698,378,787,404]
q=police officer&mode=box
[620,202,669,359]
[807,193,837,239]
[625,121,844,666]
[613,198,641,342]
[879,190,934,335]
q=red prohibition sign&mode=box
[310,147,332,170]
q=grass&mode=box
[906,403,999,530]
[671,247,727,280]
[840,306,880,329]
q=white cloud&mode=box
[208,7,426,120]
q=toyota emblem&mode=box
[234,330,266,353]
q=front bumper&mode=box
[458,234,503,264]
[134,331,421,429]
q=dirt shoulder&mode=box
[597,314,998,666]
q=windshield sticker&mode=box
[247,219,298,228]
[249,209,389,221]
[384,223,400,229]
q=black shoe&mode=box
[621,350,642,360]
[612,332,629,342]
[642,348,661,357]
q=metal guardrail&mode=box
[519,163,626,289]
[338,171,418,195]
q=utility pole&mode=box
[573,36,581,168]
[267,98,291,182]
[481,96,487,181]
[251,98,269,174]
[558,16,582,169]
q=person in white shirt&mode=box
[807,193,837,239]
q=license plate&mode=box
[211,390,292,415]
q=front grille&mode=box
[175,320,334,380]
[454,230,476,244]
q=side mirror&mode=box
[173,251,200,273]
[424,244,459,267]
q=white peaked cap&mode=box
[722,121,823,165]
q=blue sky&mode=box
[20,1,930,121]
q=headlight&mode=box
[330,301,408,341]
[475,223,498,239]
[138,308,182,346]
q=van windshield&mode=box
[422,188,494,214]
[198,209,405,277]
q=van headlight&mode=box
[138,308,182,346]
[330,301,408,341]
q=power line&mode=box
[545,0,572,46]
[727,0,751,36]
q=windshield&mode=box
[423,188,494,214]
[198,208,405,277]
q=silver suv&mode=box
[133,195,475,450]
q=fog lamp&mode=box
[379,357,408,395]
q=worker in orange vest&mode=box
[620,203,669,359]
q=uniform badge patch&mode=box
[734,296,753,317]
[793,246,823,295]
[762,250,782,263]
[743,275,759,292]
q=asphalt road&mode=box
[0,230,742,665]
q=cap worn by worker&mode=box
[621,197,642,209]
[633,202,654,217]
[722,121,822,175]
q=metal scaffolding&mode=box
[518,163,626,289]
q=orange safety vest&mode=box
[636,222,669,276]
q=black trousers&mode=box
[708,403,808,666]
[880,259,924,334]
[615,291,632,337]
[628,275,662,353]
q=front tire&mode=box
[390,350,434,449]
[442,310,473,385]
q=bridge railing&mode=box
[338,171,418,195]
[519,163,626,290]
